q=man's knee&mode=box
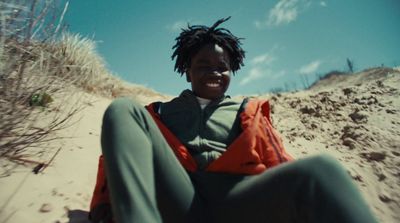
[297,154,346,180]
[307,154,341,169]
[103,97,143,123]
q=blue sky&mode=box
[65,0,400,96]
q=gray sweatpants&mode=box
[101,98,378,223]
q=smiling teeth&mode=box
[206,83,220,87]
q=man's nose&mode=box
[210,70,222,76]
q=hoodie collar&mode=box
[180,89,230,101]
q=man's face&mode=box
[187,43,231,100]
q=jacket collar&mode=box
[179,89,231,104]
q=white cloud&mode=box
[239,67,265,86]
[240,46,284,85]
[270,70,286,79]
[254,20,263,29]
[267,0,299,27]
[320,1,327,7]
[239,68,287,86]
[255,0,313,29]
[299,60,322,75]
[251,53,276,65]
[166,20,188,32]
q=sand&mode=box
[0,67,399,223]
[267,68,400,222]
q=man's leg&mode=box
[101,98,202,223]
[211,155,378,223]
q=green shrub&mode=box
[29,92,54,107]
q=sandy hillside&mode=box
[0,86,171,223]
[0,67,399,223]
[264,67,400,222]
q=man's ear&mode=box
[186,73,191,82]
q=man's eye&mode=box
[218,67,229,72]
[198,66,210,71]
[196,65,229,74]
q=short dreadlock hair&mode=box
[171,17,245,75]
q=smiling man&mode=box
[93,17,378,223]
[186,43,231,100]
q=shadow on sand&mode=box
[68,209,90,223]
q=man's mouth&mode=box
[205,81,221,88]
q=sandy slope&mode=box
[266,68,400,222]
[0,93,111,223]
[0,68,399,223]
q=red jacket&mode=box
[145,99,293,174]
[89,99,293,221]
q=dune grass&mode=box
[0,1,164,161]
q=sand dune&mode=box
[0,67,398,223]
[267,67,400,222]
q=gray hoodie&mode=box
[159,90,242,170]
